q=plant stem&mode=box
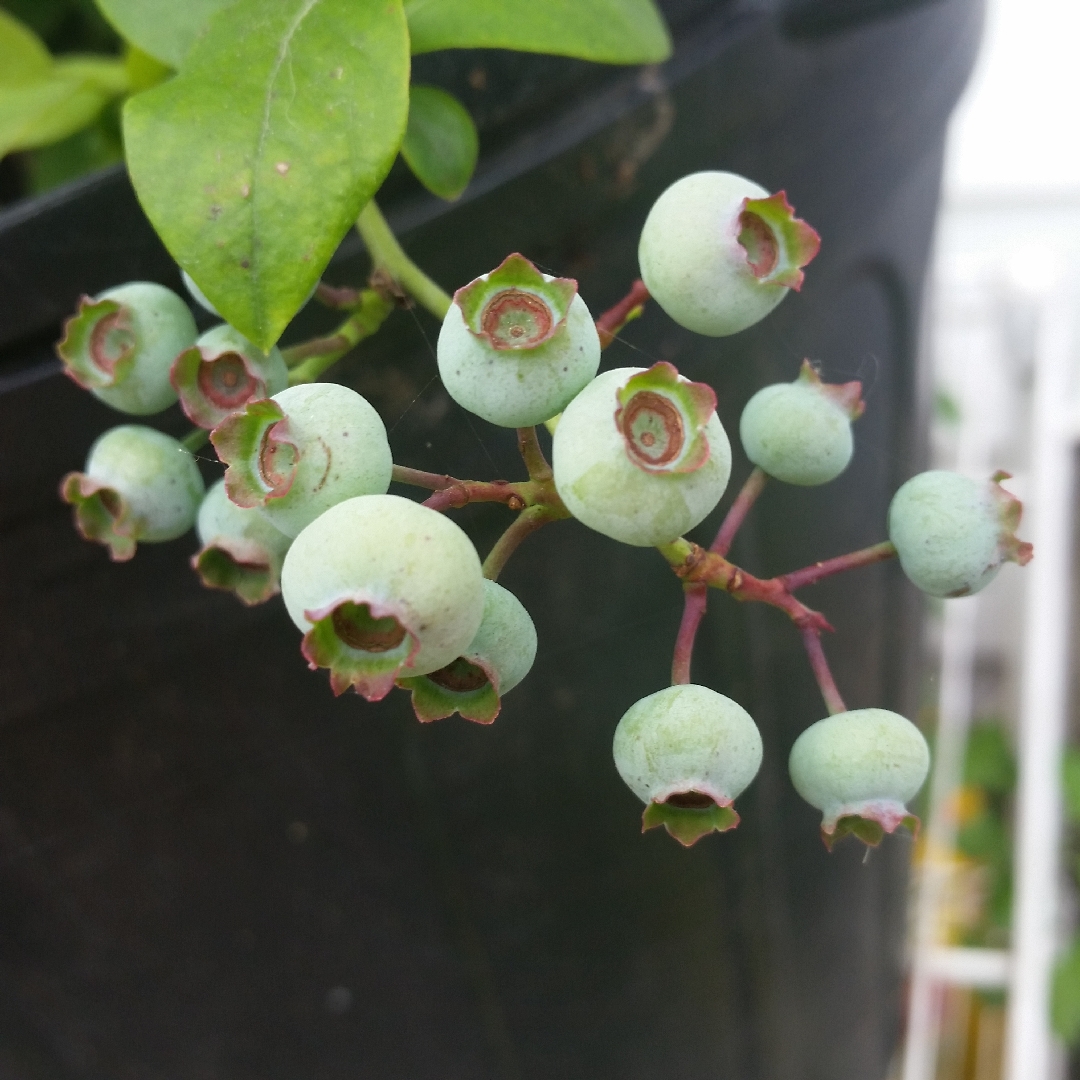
[801,627,847,715]
[671,584,708,685]
[780,541,897,592]
[517,426,552,481]
[181,428,209,454]
[392,465,458,490]
[595,278,651,349]
[285,288,395,384]
[356,200,452,319]
[711,467,768,556]
[422,480,528,514]
[314,281,365,310]
[482,505,558,580]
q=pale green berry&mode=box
[437,253,601,427]
[171,324,288,430]
[638,172,820,337]
[211,382,393,538]
[193,479,292,605]
[552,363,731,546]
[280,494,485,701]
[57,282,197,414]
[613,684,763,846]
[739,360,864,485]
[887,470,1033,598]
[788,708,929,848]
[398,579,538,723]
[61,424,204,560]
[181,269,220,317]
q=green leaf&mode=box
[0,71,121,157]
[0,8,52,85]
[1053,937,1080,1045]
[94,0,235,68]
[401,84,478,201]
[124,0,410,350]
[1063,747,1080,824]
[405,0,671,63]
[964,722,1016,795]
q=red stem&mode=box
[482,505,558,580]
[671,584,708,685]
[780,541,897,592]
[517,426,552,481]
[595,279,651,349]
[711,467,768,557]
[391,464,457,491]
[422,480,527,513]
[801,627,847,715]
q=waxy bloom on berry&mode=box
[613,684,763,846]
[437,253,601,427]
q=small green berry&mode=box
[638,172,820,337]
[280,494,485,701]
[171,324,288,430]
[437,253,601,427]
[553,363,731,546]
[398,579,538,723]
[739,360,864,485]
[887,470,1033,598]
[788,708,930,849]
[211,383,393,538]
[192,479,292,605]
[612,684,763,846]
[57,282,197,415]
[60,424,205,560]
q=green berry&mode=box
[739,360,864,485]
[638,172,820,337]
[171,324,288,430]
[887,470,1033,598]
[788,708,930,849]
[613,684,763,846]
[60,424,205,560]
[181,269,220,317]
[553,363,731,546]
[57,282,197,414]
[211,383,393,538]
[192,478,292,605]
[398,579,537,723]
[280,494,485,701]
[437,253,601,427]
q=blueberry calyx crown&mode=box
[455,253,577,351]
[642,789,740,847]
[796,359,865,419]
[58,296,138,390]
[211,398,300,508]
[192,538,282,606]
[172,345,267,429]
[398,655,501,724]
[615,361,717,474]
[60,473,138,561]
[990,470,1034,567]
[822,804,920,852]
[737,191,821,291]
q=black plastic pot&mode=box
[0,2,980,1077]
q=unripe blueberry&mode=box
[280,494,485,701]
[437,253,601,427]
[60,424,205,561]
[211,382,393,538]
[739,360,864,485]
[192,478,292,605]
[638,172,820,337]
[887,470,1033,598]
[553,362,731,546]
[398,579,538,723]
[612,684,763,846]
[57,282,197,414]
[182,269,318,319]
[788,708,930,849]
[171,324,288,430]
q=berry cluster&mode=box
[57,171,1032,849]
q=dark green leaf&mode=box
[401,84,477,201]
[405,0,671,63]
[124,0,410,350]
[94,0,235,68]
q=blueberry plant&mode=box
[17,0,1033,852]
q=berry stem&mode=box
[482,505,559,580]
[671,583,708,684]
[356,200,452,320]
[801,627,847,715]
[391,465,459,490]
[595,278,651,349]
[711,466,768,557]
[517,426,553,481]
[422,479,530,513]
[181,428,209,454]
[314,281,365,310]
[780,541,897,592]
[284,288,396,384]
